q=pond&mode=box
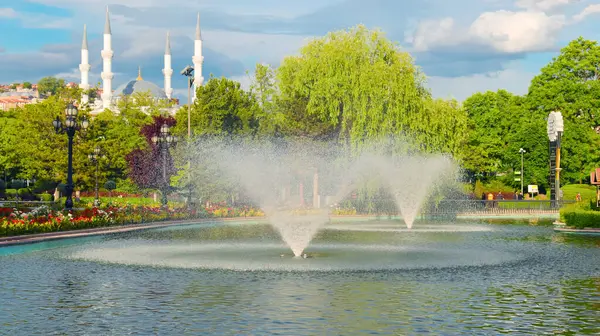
[0,219,598,335]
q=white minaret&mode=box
[79,24,90,105]
[162,31,173,100]
[192,12,204,102]
[101,6,114,110]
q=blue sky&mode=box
[0,0,599,101]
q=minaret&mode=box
[79,24,90,105]
[101,6,114,110]
[162,31,173,100]
[192,12,204,102]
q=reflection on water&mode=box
[0,220,598,335]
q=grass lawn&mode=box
[561,184,596,202]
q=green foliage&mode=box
[526,37,600,185]
[275,25,466,154]
[560,202,600,228]
[104,180,117,191]
[174,76,260,137]
[37,76,65,96]
[0,180,5,191]
[5,189,17,198]
[22,82,32,89]
[37,194,53,202]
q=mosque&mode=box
[80,7,204,115]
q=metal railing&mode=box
[423,199,576,218]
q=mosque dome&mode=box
[113,67,167,100]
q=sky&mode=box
[0,0,599,101]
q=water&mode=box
[0,219,599,335]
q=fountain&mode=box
[196,138,458,256]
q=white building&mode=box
[81,7,204,115]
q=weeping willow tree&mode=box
[275,24,467,156]
[273,25,467,211]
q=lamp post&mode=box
[547,111,564,206]
[181,65,195,208]
[88,145,105,207]
[151,123,177,207]
[53,102,89,210]
[519,148,526,196]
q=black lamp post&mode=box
[88,145,105,207]
[151,123,177,207]
[181,65,194,209]
[53,102,89,210]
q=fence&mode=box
[423,199,576,218]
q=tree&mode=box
[126,115,178,191]
[37,76,65,96]
[174,76,260,137]
[274,25,464,154]
[526,37,600,184]
[22,82,32,89]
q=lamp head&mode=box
[52,116,62,133]
[81,117,89,130]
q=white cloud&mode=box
[573,4,600,22]
[469,10,565,52]
[229,74,253,91]
[0,7,16,17]
[427,62,534,101]
[0,7,73,29]
[408,9,565,53]
[515,0,577,12]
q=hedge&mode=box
[560,201,600,229]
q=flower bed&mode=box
[0,204,264,237]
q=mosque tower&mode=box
[192,13,204,102]
[100,6,114,110]
[79,24,90,105]
[163,32,173,100]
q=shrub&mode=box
[5,189,17,199]
[104,180,117,191]
[10,180,25,189]
[33,179,57,193]
[0,180,5,191]
[560,201,600,229]
[37,194,53,202]
[57,183,67,193]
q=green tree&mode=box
[526,37,600,184]
[275,25,464,154]
[37,76,66,96]
[173,76,260,137]
[22,82,32,89]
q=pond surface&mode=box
[0,219,599,335]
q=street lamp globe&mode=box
[52,117,62,132]
[81,118,90,130]
[94,146,101,155]
[160,123,169,136]
[151,135,159,144]
[65,118,75,128]
[65,103,78,117]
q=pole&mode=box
[162,145,168,207]
[65,131,74,210]
[187,77,192,208]
[555,132,562,205]
[94,160,99,206]
[521,151,524,196]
